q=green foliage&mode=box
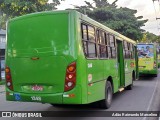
[141,32,160,43]
[0,0,61,29]
[74,0,148,41]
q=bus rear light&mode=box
[64,62,76,92]
[7,81,11,87]
[5,66,13,91]
[6,74,11,80]
[67,63,76,72]
[68,66,75,72]
[5,67,10,73]
[67,82,72,87]
[66,73,75,80]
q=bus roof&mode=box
[9,10,136,45]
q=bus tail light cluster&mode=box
[154,61,156,68]
[5,66,13,90]
[64,62,76,92]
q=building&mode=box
[0,29,6,80]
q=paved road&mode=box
[0,72,160,120]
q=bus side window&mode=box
[106,33,109,45]
[128,43,131,59]
[81,23,97,58]
[123,41,130,59]
[108,46,112,58]
[109,35,115,47]
[109,34,116,58]
[97,30,107,58]
[131,44,135,59]
[88,42,96,58]
[82,24,88,40]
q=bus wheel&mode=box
[99,81,113,109]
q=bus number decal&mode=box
[31,96,41,101]
[88,63,92,68]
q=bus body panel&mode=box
[86,59,105,103]
[103,60,119,93]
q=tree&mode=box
[74,0,148,41]
[140,32,160,43]
[0,0,62,29]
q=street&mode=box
[0,72,160,120]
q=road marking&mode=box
[142,75,159,120]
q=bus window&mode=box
[81,23,96,58]
[123,41,130,59]
[99,45,107,58]
[101,31,106,45]
[105,33,109,45]
[109,35,116,58]
[109,35,115,47]
[82,24,87,40]
[88,25,95,42]
[108,47,112,58]
[88,42,96,58]
[83,41,88,56]
[97,30,107,58]
[111,47,116,58]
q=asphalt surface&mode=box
[0,71,160,120]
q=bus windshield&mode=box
[137,44,154,58]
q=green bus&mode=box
[137,43,158,77]
[5,10,137,109]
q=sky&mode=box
[50,0,160,35]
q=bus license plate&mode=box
[32,85,43,91]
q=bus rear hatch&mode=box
[6,12,70,94]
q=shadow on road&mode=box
[46,103,104,111]
[138,76,156,81]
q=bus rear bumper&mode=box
[6,85,82,104]
[139,69,158,75]
[6,89,63,104]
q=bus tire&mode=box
[99,81,113,109]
